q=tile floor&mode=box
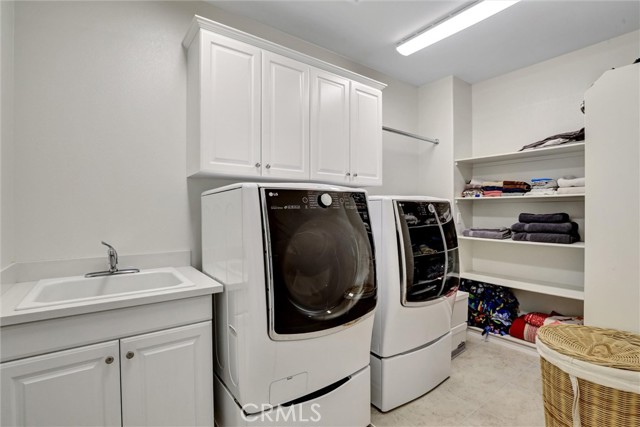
[371,333,546,427]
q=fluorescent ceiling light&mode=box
[397,0,521,56]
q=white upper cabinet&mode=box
[350,82,383,186]
[189,31,262,177]
[184,16,385,185]
[262,52,310,180]
[310,68,351,184]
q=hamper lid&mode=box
[537,324,640,372]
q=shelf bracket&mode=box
[382,126,439,145]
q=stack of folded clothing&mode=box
[557,176,585,195]
[481,180,503,197]
[526,178,558,196]
[461,178,484,198]
[511,212,581,244]
[459,280,519,336]
[462,227,512,239]
[502,180,531,197]
[509,312,584,343]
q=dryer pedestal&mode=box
[214,366,371,427]
[370,332,451,412]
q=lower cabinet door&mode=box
[120,321,213,427]
[0,341,121,427]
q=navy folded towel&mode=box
[511,222,578,234]
[518,213,570,224]
[512,232,577,244]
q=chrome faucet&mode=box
[104,241,118,273]
[85,241,140,278]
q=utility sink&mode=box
[15,267,195,311]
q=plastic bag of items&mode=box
[459,279,520,336]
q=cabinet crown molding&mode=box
[182,15,387,91]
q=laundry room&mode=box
[1,1,638,427]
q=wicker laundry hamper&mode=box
[536,324,640,427]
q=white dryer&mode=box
[368,196,459,412]
[202,183,377,426]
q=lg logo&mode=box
[268,192,279,197]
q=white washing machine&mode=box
[368,196,460,412]
[202,183,377,426]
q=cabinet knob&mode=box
[105,356,114,365]
[265,164,271,169]
[353,173,358,177]
[126,351,135,360]
[346,172,351,177]
[255,162,261,168]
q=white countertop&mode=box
[0,266,223,327]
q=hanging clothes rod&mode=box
[382,126,439,145]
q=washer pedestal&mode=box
[370,332,451,412]
[214,366,371,427]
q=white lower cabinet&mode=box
[1,322,213,427]
[121,322,213,427]
[1,341,122,427]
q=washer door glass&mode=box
[396,201,459,305]
[264,189,376,338]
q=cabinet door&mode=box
[120,322,213,427]
[310,68,351,184]
[262,51,310,180]
[350,82,382,186]
[1,341,121,427]
[200,31,262,176]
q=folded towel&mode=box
[518,213,570,223]
[468,227,510,232]
[526,188,557,196]
[509,317,526,340]
[503,181,532,191]
[523,312,550,327]
[463,228,511,239]
[511,222,578,234]
[543,315,584,326]
[531,178,558,189]
[482,186,503,191]
[558,177,585,188]
[482,181,503,187]
[512,232,577,244]
[523,323,540,343]
[462,189,484,198]
[482,190,502,197]
[502,188,529,193]
[557,186,585,195]
[464,183,483,190]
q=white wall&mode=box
[472,30,640,156]
[6,1,419,271]
[416,30,639,201]
[417,76,471,202]
[1,1,15,270]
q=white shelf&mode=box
[455,142,585,166]
[455,194,584,202]
[460,271,584,300]
[459,236,585,249]
[467,326,537,352]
